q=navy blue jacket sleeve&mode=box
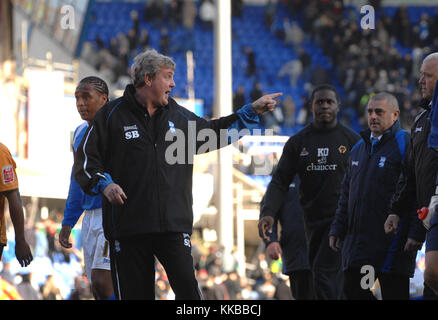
[329,161,351,240]
[388,137,418,219]
[403,134,427,242]
[260,194,280,246]
[263,218,280,247]
[428,78,438,150]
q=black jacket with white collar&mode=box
[389,103,438,242]
[74,84,257,240]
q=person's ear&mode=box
[100,94,109,105]
[145,74,153,87]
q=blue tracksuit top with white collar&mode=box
[329,120,418,277]
[62,122,103,227]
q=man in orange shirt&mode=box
[0,277,22,300]
[0,143,33,267]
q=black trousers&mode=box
[343,268,410,300]
[306,223,344,299]
[109,232,202,300]
[287,269,314,300]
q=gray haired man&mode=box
[74,49,282,299]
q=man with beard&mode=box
[258,84,360,299]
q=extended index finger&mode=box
[267,92,283,99]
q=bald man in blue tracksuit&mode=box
[330,93,422,300]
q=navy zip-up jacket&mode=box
[428,79,438,150]
[388,100,436,241]
[261,177,310,275]
[329,121,418,277]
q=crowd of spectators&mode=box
[274,0,438,130]
[0,208,293,300]
[154,240,294,300]
[82,0,215,92]
[233,81,311,135]
[235,0,438,133]
[12,0,438,300]
[82,0,438,134]
[0,208,92,300]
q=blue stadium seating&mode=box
[82,2,437,136]
[84,1,311,128]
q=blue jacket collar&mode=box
[360,120,401,145]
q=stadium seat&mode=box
[80,1,437,138]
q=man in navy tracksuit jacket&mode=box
[329,92,421,300]
[261,176,313,300]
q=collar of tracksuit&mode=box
[123,84,170,117]
[361,120,400,144]
[370,133,382,141]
